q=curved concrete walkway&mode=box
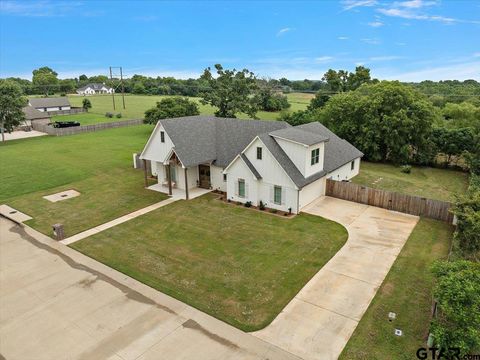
[253,196,419,360]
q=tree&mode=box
[133,82,147,94]
[200,64,259,118]
[144,97,200,124]
[442,102,480,132]
[431,127,476,166]
[32,66,58,96]
[256,84,290,112]
[347,66,372,91]
[307,92,330,111]
[451,176,480,258]
[317,81,436,164]
[82,98,92,112]
[278,110,318,126]
[0,80,27,142]
[79,74,88,81]
[431,260,480,356]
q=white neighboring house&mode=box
[77,83,114,95]
[28,97,71,113]
[140,116,363,214]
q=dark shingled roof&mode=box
[269,127,329,146]
[159,116,289,167]
[155,116,363,189]
[240,153,262,179]
[296,122,364,174]
[29,97,70,108]
[22,106,51,120]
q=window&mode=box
[44,107,47,112]
[238,179,245,198]
[160,131,165,143]
[223,174,227,182]
[274,185,282,205]
[351,160,355,170]
[257,147,262,160]
[311,148,320,165]
[59,106,62,111]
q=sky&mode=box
[0,0,479,81]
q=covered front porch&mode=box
[143,150,214,200]
[147,184,212,200]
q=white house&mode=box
[140,116,363,214]
[77,83,114,95]
[28,97,71,113]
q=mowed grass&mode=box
[340,218,453,360]
[51,112,122,125]
[0,125,166,237]
[353,162,469,202]
[67,92,313,122]
[72,193,348,331]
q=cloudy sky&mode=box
[0,0,479,81]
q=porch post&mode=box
[184,168,189,200]
[143,160,148,188]
[167,164,173,195]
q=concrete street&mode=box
[0,216,297,360]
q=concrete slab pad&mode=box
[254,298,358,360]
[0,204,32,223]
[297,269,378,321]
[43,189,80,202]
[2,130,47,141]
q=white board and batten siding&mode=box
[226,137,299,213]
[210,165,226,192]
[274,137,325,178]
[327,158,361,181]
[298,177,327,210]
[141,123,175,163]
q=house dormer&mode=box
[269,127,329,178]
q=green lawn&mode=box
[340,218,453,360]
[71,193,348,331]
[0,125,166,237]
[354,162,469,202]
[51,112,124,125]
[67,92,313,122]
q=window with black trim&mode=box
[223,174,227,182]
[257,147,262,160]
[351,161,355,170]
[238,179,245,198]
[311,148,320,165]
[160,131,165,143]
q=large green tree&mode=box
[431,260,480,356]
[144,97,200,124]
[317,81,436,164]
[32,66,58,96]
[200,64,259,118]
[0,80,27,142]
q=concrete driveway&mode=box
[253,196,418,360]
[0,217,298,360]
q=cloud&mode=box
[377,2,480,24]
[360,38,381,45]
[277,27,292,36]
[378,61,480,81]
[368,20,384,27]
[0,0,85,17]
[474,52,480,57]
[342,0,377,11]
[314,56,334,63]
[338,36,349,40]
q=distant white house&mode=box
[77,83,114,95]
[140,116,363,214]
[28,97,71,113]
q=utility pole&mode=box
[109,66,116,110]
[109,66,126,110]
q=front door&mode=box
[198,165,211,189]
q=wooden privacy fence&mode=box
[32,119,143,136]
[326,179,454,223]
